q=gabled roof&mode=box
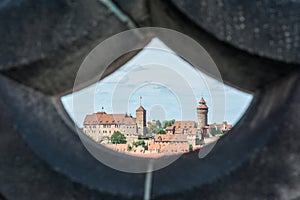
[83,112,136,125]
[83,114,99,125]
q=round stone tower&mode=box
[197,97,208,129]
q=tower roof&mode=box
[136,106,146,111]
[199,97,206,104]
[197,97,208,109]
[197,104,208,109]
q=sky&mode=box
[61,38,253,128]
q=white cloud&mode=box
[61,38,253,127]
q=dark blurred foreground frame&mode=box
[0,0,299,199]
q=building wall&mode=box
[187,134,196,145]
[83,125,102,142]
[136,109,146,135]
[197,109,208,128]
[120,124,137,135]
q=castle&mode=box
[83,105,146,143]
[83,97,232,154]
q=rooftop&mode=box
[136,106,146,111]
[83,112,136,125]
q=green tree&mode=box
[162,120,167,129]
[110,131,127,144]
[211,127,223,136]
[156,120,162,128]
[171,119,175,125]
[128,145,133,151]
[149,124,158,133]
[162,119,175,128]
[189,144,193,152]
[144,145,148,151]
[132,140,145,147]
[157,129,166,134]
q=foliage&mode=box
[132,140,145,147]
[149,120,165,134]
[149,124,158,133]
[211,127,223,135]
[157,129,166,134]
[131,140,148,151]
[110,131,127,144]
[162,119,175,129]
[189,144,193,152]
[156,120,162,128]
[144,145,148,151]
[138,134,151,140]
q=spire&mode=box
[136,96,146,111]
[199,97,206,104]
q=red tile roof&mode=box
[155,134,188,142]
[83,114,99,125]
[166,121,197,134]
[83,112,136,125]
[173,121,195,129]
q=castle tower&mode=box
[136,97,146,135]
[197,97,208,129]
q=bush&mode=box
[157,129,166,134]
[110,131,127,144]
[211,127,223,136]
[132,140,145,147]
[162,119,175,128]
[189,144,193,152]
